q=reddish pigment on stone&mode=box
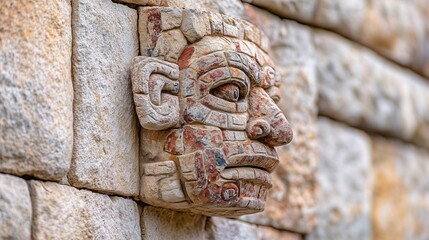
[164,130,183,155]
[209,68,225,80]
[146,9,162,48]
[235,42,241,52]
[178,47,195,69]
[194,151,207,189]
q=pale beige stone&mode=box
[30,180,141,240]
[245,0,429,78]
[315,29,429,149]
[0,174,31,240]
[306,118,372,240]
[372,137,429,240]
[181,9,212,42]
[69,0,140,196]
[115,0,245,19]
[0,0,73,181]
[206,217,302,240]
[141,206,206,240]
[153,29,187,62]
[240,5,318,233]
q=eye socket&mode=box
[210,83,241,102]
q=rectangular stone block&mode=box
[141,206,206,240]
[0,0,73,181]
[0,174,32,240]
[239,5,318,233]
[206,217,302,240]
[246,0,429,78]
[114,0,244,18]
[70,0,140,196]
[307,118,373,240]
[372,136,429,240]
[315,28,429,150]
[30,180,141,240]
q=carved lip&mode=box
[225,153,279,173]
[223,140,279,173]
[220,167,272,188]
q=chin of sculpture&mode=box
[132,7,293,217]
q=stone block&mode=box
[206,217,302,240]
[30,180,141,240]
[0,0,73,181]
[240,5,318,233]
[315,28,429,151]
[69,0,140,196]
[141,206,206,240]
[306,118,373,240]
[114,0,245,19]
[372,137,429,240]
[0,174,32,240]
[246,0,429,78]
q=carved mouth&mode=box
[220,167,272,188]
[222,139,279,173]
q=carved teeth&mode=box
[220,167,272,187]
[236,197,264,210]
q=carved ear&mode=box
[131,56,180,130]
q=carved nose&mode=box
[247,119,271,139]
[247,88,293,147]
[263,112,293,146]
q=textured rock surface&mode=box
[141,206,206,240]
[245,0,429,78]
[0,174,32,240]
[136,7,293,217]
[30,180,141,240]
[239,5,318,233]
[372,137,429,240]
[115,0,245,18]
[70,0,140,196]
[307,118,372,240]
[206,217,302,240]
[315,29,429,149]
[0,0,73,181]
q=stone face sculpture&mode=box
[132,7,293,216]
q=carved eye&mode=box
[211,83,241,102]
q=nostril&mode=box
[247,119,271,139]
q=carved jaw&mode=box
[139,124,281,216]
[179,142,278,216]
[153,125,278,216]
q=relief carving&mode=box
[132,7,293,216]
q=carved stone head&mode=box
[132,7,293,216]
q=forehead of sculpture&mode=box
[178,36,274,70]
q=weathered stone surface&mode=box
[245,0,429,78]
[306,118,372,240]
[315,29,429,150]
[372,137,429,240]
[0,174,31,240]
[206,217,302,240]
[0,0,73,181]
[30,180,141,240]
[115,0,244,19]
[239,5,318,233]
[141,206,206,240]
[136,7,293,217]
[70,0,139,196]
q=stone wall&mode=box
[1,0,429,239]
